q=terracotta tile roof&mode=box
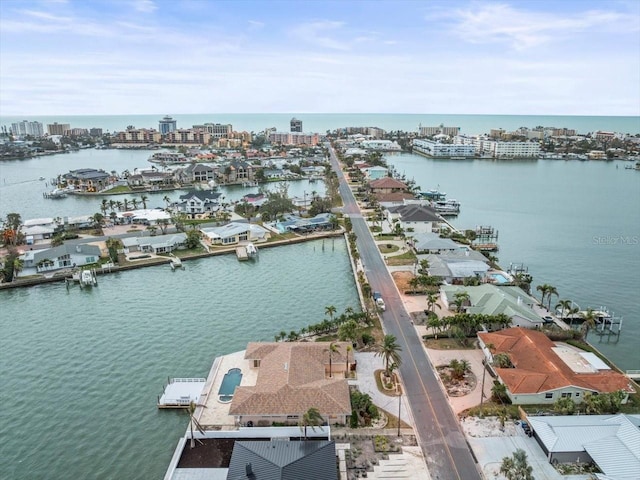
[374,192,416,203]
[478,328,634,395]
[369,177,408,190]
[229,342,352,417]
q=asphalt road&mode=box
[327,144,481,480]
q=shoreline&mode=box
[0,230,343,291]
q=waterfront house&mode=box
[200,222,270,246]
[174,190,223,217]
[527,414,640,476]
[22,243,101,273]
[121,233,187,255]
[62,168,111,192]
[227,440,338,480]
[441,284,543,328]
[422,253,490,284]
[478,328,635,405]
[222,160,255,184]
[228,342,352,426]
[183,163,217,182]
[363,165,389,180]
[413,232,462,253]
[386,204,443,234]
[369,177,409,195]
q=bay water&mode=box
[0,113,639,478]
[0,239,358,479]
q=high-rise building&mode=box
[89,128,103,137]
[290,118,303,132]
[11,120,44,137]
[47,122,70,135]
[192,123,233,138]
[159,116,177,135]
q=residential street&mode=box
[327,143,481,480]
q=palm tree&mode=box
[453,291,470,313]
[299,407,324,439]
[546,285,558,311]
[324,305,337,322]
[131,198,139,210]
[581,308,597,340]
[568,306,580,327]
[12,257,24,281]
[500,449,533,480]
[108,199,116,212]
[140,195,149,209]
[555,299,572,319]
[123,198,130,211]
[491,381,510,403]
[326,341,339,378]
[100,199,109,215]
[163,195,171,209]
[345,345,353,377]
[116,200,124,212]
[187,401,206,448]
[426,293,438,313]
[376,334,402,378]
[536,284,551,308]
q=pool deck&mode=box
[195,350,259,429]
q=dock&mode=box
[235,245,249,261]
[157,377,206,408]
[626,370,640,381]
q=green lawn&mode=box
[103,185,132,194]
[378,244,399,253]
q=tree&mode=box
[555,299,572,319]
[491,381,511,403]
[299,407,324,439]
[376,334,402,378]
[12,256,24,281]
[338,319,359,344]
[187,401,206,449]
[350,390,379,427]
[554,396,576,415]
[546,285,558,311]
[452,291,470,313]
[580,308,597,340]
[163,195,171,209]
[326,342,339,378]
[345,345,353,377]
[426,292,438,313]
[91,212,104,227]
[449,359,470,380]
[499,449,534,480]
[140,195,149,209]
[185,230,201,249]
[157,218,170,234]
[492,353,513,368]
[536,283,551,307]
[4,213,23,246]
[325,305,337,322]
[105,238,122,264]
[100,199,109,215]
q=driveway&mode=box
[353,352,415,427]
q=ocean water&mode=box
[0,239,359,479]
[1,113,639,135]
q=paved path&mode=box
[328,143,481,480]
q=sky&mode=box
[1,0,639,116]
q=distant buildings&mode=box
[192,122,233,138]
[453,135,541,158]
[418,125,460,137]
[413,139,475,158]
[268,131,319,146]
[290,117,303,132]
[11,120,44,137]
[158,116,177,134]
[47,122,70,136]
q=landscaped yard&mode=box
[378,243,399,254]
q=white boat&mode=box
[45,187,68,199]
[433,199,460,215]
[245,243,258,259]
[169,255,184,271]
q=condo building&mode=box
[158,116,177,135]
[290,117,303,132]
[413,139,475,157]
[192,123,233,138]
[47,122,70,136]
[11,120,44,137]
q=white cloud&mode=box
[289,20,349,51]
[133,0,157,13]
[448,3,638,50]
[248,20,265,29]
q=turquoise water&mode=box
[0,239,358,479]
[218,368,243,396]
[385,153,640,368]
[1,113,638,136]
[490,273,510,284]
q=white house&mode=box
[200,222,270,247]
[386,204,442,234]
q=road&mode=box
[327,144,481,480]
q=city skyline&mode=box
[1,0,639,116]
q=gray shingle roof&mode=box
[226,440,337,480]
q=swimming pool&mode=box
[218,367,242,403]
[490,273,510,284]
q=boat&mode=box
[245,243,258,259]
[44,187,68,199]
[433,199,460,216]
[624,161,640,170]
[169,255,184,271]
[39,176,45,181]
[420,189,447,201]
[66,268,98,288]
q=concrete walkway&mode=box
[353,352,415,427]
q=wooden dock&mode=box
[235,246,249,261]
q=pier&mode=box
[472,225,499,251]
[158,378,206,408]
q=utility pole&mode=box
[397,391,402,437]
[480,359,487,408]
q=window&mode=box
[561,393,570,398]
[575,393,580,397]
[545,393,553,399]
